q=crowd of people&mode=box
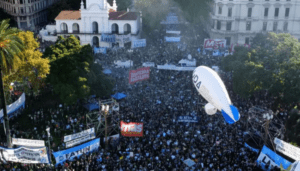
[0,23,292,171]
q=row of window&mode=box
[0,1,46,14]
[215,20,289,32]
[218,6,290,18]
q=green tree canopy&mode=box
[221,32,300,103]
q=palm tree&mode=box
[0,19,24,148]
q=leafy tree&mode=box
[2,31,50,95]
[221,33,300,103]
[0,19,24,148]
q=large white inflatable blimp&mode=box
[192,66,240,124]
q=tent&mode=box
[111,93,126,100]
[83,103,99,111]
[103,69,112,75]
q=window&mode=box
[249,0,253,1]
[275,8,279,17]
[212,20,215,29]
[225,37,231,45]
[246,21,251,31]
[264,8,269,17]
[263,22,267,31]
[285,8,290,17]
[217,20,221,30]
[248,8,252,17]
[218,6,222,14]
[283,22,288,31]
[226,22,232,31]
[20,7,24,13]
[273,22,278,31]
[228,7,232,17]
[245,37,250,44]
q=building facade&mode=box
[210,0,300,46]
[0,0,59,29]
[40,0,141,48]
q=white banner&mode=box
[0,146,49,164]
[116,35,131,43]
[274,138,300,161]
[65,134,95,148]
[166,30,181,35]
[132,39,146,48]
[64,128,95,142]
[12,138,45,147]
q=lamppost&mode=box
[102,104,109,149]
[46,127,52,165]
[263,113,273,145]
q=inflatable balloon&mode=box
[192,66,240,124]
[205,103,217,115]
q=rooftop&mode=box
[55,11,81,20]
[109,11,138,20]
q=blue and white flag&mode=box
[257,145,291,170]
[94,47,107,54]
[101,34,116,43]
[165,37,181,42]
[244,143,259,153]
[132,39,146,48]
[177,116,198,123]
[53,138,100,165]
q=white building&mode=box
[210,0,300,46]
[39,0,142,48]
[0,0,60,29]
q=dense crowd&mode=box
[0,26,291,171]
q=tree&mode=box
[221,33,300,103]
[2,31,50,97]
[0,19,24,148]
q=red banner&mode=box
[203,39,226,49]
[120,121,143,137]
[129,67,150,84]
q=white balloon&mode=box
[205,103,217,115]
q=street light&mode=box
[102,105,110,149]
[46,127,52,165]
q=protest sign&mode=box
[165,37,181,42]
[256,145,291,170]
[94,47,107,54]
[12,138,45,147]
[274,137,300,161]
[177,116,198,123]
[120,121,143,137]
[203,39,226,49]
[0,146,49,164]
[53,138,100,165]
[129,67,150,84]
[65,134,96,148]
[132,39,146,48]
[116,35,131,43]
[101,34,116,43]
[64,128,95,143]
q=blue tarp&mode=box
[83,103,99,111]
[103,69,112,74]
[111,93,127,100]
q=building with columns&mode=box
[40,0,142,48]
[210,0,300,46]
[0,0,60,29]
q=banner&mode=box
[244,142,259,153]
[12,138,45,147]
[274,138,300,161]
[203,39,226,49]
[94,47,107,54]
[120,121,143,137]
[116,35,131,44]
[157,65,195,71]
[0,146,49,164]
[132,39,146,48]
[65,133,96,148]
[177,116,198,123]
[0,93,25,122]
[129,67,150,84]
[256,145,291,170]
[101,34,116,43]
[53,138,100,165]
[166,30,181,35]
[64,128,95,142]
[165,37,181,42]
[290,161,300,171]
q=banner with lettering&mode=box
[12,138,45,147]
[94,47,107,54]
[177,116,198,123]
[116,35,131,44]
[129,67,150,84]
[101,34,116,43]
[64,128,95,142]
[256,145,291,170]
[165,37,181,42]
[0,146,49,164]
[53,138,100,165]
[120,121,143,137]
[132,39,146,48]
[274,137,300,161]
[203,39,226,49]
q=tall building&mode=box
[210,0,300,46]
[39,0,142,48]
[0,0,59,29]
